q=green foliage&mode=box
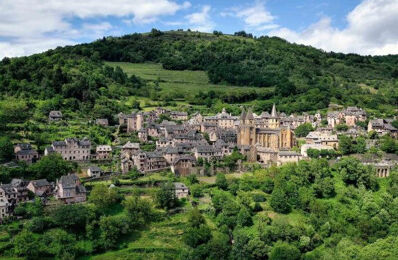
[294,123,314,137]
[215,173,228,190]
[123,195,153,227]
[89,184,121,212]
[155,182,178,209]
[0,136,14,163]
[269,241,300,260]
[29,154,75,181]
[335,157,378,190]
[270,188,292,214]
[99,215,131,249]
[380,135,398,154]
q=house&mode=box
[49,110,63,121]
[277,150,302,165]
[127,112,144,132]
[131,152,169,173]
[45,137,91,161]
[55,174,86,204]
[121,142,140,156]
[14,143,38,164]
[27,179,52,197]
[87,166,103,178]
[171,156,197,177]
[174,182,189,199]
[170,111,188,121]
[0,178,29,213]
[306,131,339,149]
[368,119,398,138]
[96,145,112,160]
[0,199,10,221]
[193,145,223,160]
[203,108,238,129]
[96,118,109,127]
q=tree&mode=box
[29,154,74,181]
[89,184,121,212]
[354,137,367,154]
[99,215,131,249]
[335,157,378,190]
[42,229,77,259]
[155,182,178,209]
[339,135,354,155]
[269,241,300,260]
[335,124,349,131]
[216,173,228,190]
[12,230,41,259]
[237,207,253,227]
[0,136,13,163]
[191,184,203,198]
[270,188,291,214]
[123,195,153,227]
[380,135,397,154]
[51,204,91,233]
[294,123,314,137]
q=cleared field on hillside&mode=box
[105,62,272,98]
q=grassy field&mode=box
[105,62,272,98]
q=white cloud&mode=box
[0,0,191,58]
[185,5,215,32]
[222,1,278,32]
[269,0,398,55]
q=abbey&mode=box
[238,104,295,149]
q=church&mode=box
[237,105,299,165]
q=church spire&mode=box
[271,103,277,117]
[240,107,246,121]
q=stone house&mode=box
[203,108,238,129]
[306,131,339,149]
[27,179,52,197]
[138,129,148,142]
[49,110,63,121]
[170,111,188,121]
[87,166,103,178]
[174,182,189,199]
[193,145,223,160]
[121,141,140,157]
[127,112,144,132]
[96,145,112,160]
[277,150,302,165]
[368,119,397,138]
[0,179,30,220]
[130,152,169,173]
[171,156,197,177]
[14,143,38,164]
[55,174,86,204]
[45,137,91,161]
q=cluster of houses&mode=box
[0,173,86,221]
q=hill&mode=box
[0,29,397,119]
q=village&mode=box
[1,104,397,222]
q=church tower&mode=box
[269,104,280,129]
[238,107,256,146]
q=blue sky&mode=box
[0,0,397,58]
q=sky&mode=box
[0,0,398,58]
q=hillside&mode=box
[0,30,397,121]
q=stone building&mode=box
[96,145,112,160]
[170,111,188,121]
[368,119,397,138]
[55,174,86,204]
[49,110,63,121]
[14,143,38,164]
[237,105,295,150]
[121,142,140,157]
[87,166,103,178]
[27,179,52,197]
[193,145,223,160]
[174,182,189,199]
[124,152,169,173]
[127,112,144,132]
[171,156,197,177]
[45,138,91,161]
[305,131,339,149]
[203,108,238,129]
